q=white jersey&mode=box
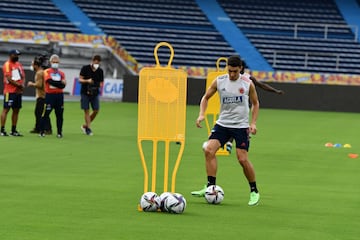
[216,73,252,128]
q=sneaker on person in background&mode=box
[1,130,9,136]
[10,130,23,136]
[225,141,232,154]
[80,125,87,134]
[85,127,93,136]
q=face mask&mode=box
[51,63,59,69]
[11,56,19,62]
[30,65,34,71]
[93,64,99,70]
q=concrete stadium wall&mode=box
[256,82,360,112]
[123,75,360,113]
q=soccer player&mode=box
[191,55,260,206]
[1,49,25,136]
[78,55,104,136]
[225,70,284,153]
[39,54,66,138]
[27,55,52,134]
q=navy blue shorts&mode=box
[81,93,100,110]
[209,124,250,151]
[3,93,22,109]
[45,93,64,110]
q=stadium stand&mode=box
[0,0,359,75]
[0,0,81,33]
[218,0,360,74]
[73,0,237,68]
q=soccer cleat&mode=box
[57,133,63,138]
[85,127,93,136]
[10,131,23,137]
[248,192,260,206]
[39,132,45,137]
[1,131,9,136]
[191,185,207,197]
[225,141,232,153]
[80,125,87,134]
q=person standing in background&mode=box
[27,55,52,134]
[1,49,25,136]
[78,55,104,136]
[39,54,66,138]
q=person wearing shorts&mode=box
[78,55,104,136]
[191,55,260,206]
[1,49,25,136]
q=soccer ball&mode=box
[159,192,172,212]
[140,192,160,212]
[164,193,187,214]
[205,185,224,204]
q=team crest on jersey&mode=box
[239,88,245,94]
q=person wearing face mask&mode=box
[1,49,25,136]
[27,55,52,134]
[78,55,104,136]
[39,54,66,138]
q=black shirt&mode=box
[79,64,104,94]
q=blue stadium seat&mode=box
[73,0,237,68]
[0,0,80,33]
[218,0,360,74]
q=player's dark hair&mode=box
[228,55,245,74]
[34,54,50,69]
[228,55,243,67]
[33,56,42,67]
[92,55,101,62]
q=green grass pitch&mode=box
[0,101,359,240]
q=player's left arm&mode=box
[250,76,284,94]
[5,69,24,90]
[48,72,66,89]
[249,82,259,135]
[6,76,23,89]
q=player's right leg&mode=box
[1,94,11,136]
[80,94,92,135]
[39,95,54,137]
[191,139,221,197]
[1,108,10,136]
[192,124,228,197]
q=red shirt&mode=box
[2,60,25,94]
[43,68,65,94]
